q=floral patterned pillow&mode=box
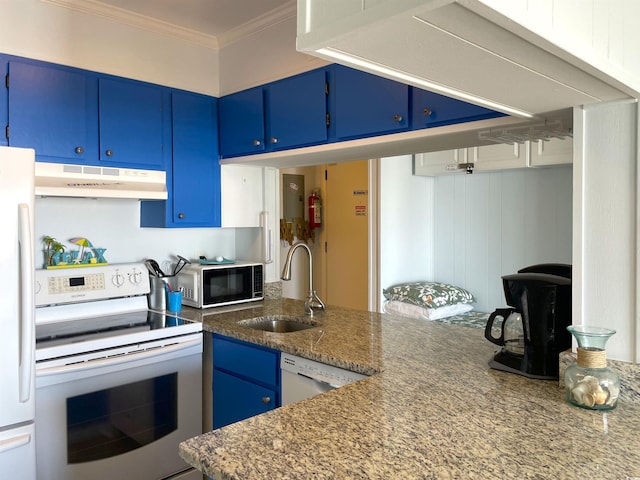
[383,282,475,308]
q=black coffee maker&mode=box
[484,264,572,380]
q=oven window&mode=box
[66,373,178,463]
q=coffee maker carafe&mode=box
[484,264,572,379]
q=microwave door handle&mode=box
[18,203,34,403]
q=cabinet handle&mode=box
[252,139,261,146]
[423,108,433,117]
[393,114,403,123]
[270,137,278,144]
[178,213,185,219]
[75,146,84,154]
[105,149,113,157]
[261,396,271,404]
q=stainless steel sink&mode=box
[238,315,319,333]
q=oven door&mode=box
[35,336,203,480]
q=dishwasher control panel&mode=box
[280,353,367,388]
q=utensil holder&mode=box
[148,275,176,311]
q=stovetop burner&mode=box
[36,310,196,349]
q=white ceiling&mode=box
[46,0,296,48]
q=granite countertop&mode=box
[178,298,640,479]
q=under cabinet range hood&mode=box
[297,0,637,118]
[34,162,168,200]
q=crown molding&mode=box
[41,0,219,49]
[217,0,297,48]
[41,0,297,51]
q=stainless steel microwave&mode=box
[176,261,264,308]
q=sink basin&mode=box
[238,315,319,333]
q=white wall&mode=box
[218,15,327,96]
[433,166,573,313]
[573,99,638,363]
[378,154,434,311]
[0,0,219,96]
[35,197,235,272]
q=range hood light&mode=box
[315,47,535,119]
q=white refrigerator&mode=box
[0,147,36,479]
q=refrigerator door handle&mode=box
[261,211,273,264]
[18,203,34,403]
[0,432,32,454]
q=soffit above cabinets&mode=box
[297,0,635,118]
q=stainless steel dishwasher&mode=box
[280,353,367,406]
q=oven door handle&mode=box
[36,338,202,377]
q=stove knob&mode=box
[112,272,125,287]
[130,270,143,285]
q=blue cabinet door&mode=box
[213,370,277,429]
[171,92,220,226]
[212,334,280,429]
[8,61,91,161]
[411,87,505,129]
[219,87,265,157]
[267,68,327,150]
[140,91,220,228]
[98,77,164,168]
[0,59,7,147]
[332,65,409,140]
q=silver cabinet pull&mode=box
[261,396,271,404]
[178,213,185,219]
[423,108,433,117]
[393,114,403,123]
[75,146,84,154]
[252,139,261,146]
[270,137,278,144]
[105,149,113,157]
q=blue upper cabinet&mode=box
[98,77,165,169]
[219,87,265,157]
[8,61,93,161]
[0,60,7,147]
[411,87,505,129]
[266,68,327,150]
[171,91,220,227]
[331,64,409,140]
[141,91,220,228]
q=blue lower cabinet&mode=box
[213,370,278,429]
[212,334,280,429]
[411,87,505,129]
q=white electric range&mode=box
[34,263,203,480]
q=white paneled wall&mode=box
[378,155,434,311]
[433,166,573,313]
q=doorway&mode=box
[320,160,369,311]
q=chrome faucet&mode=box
[281,241,325,315]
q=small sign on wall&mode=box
[353,189,367,217]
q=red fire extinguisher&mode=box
[308,190,322,228]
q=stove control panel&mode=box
[35,263,150,306]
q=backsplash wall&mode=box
[35,197,237,271]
